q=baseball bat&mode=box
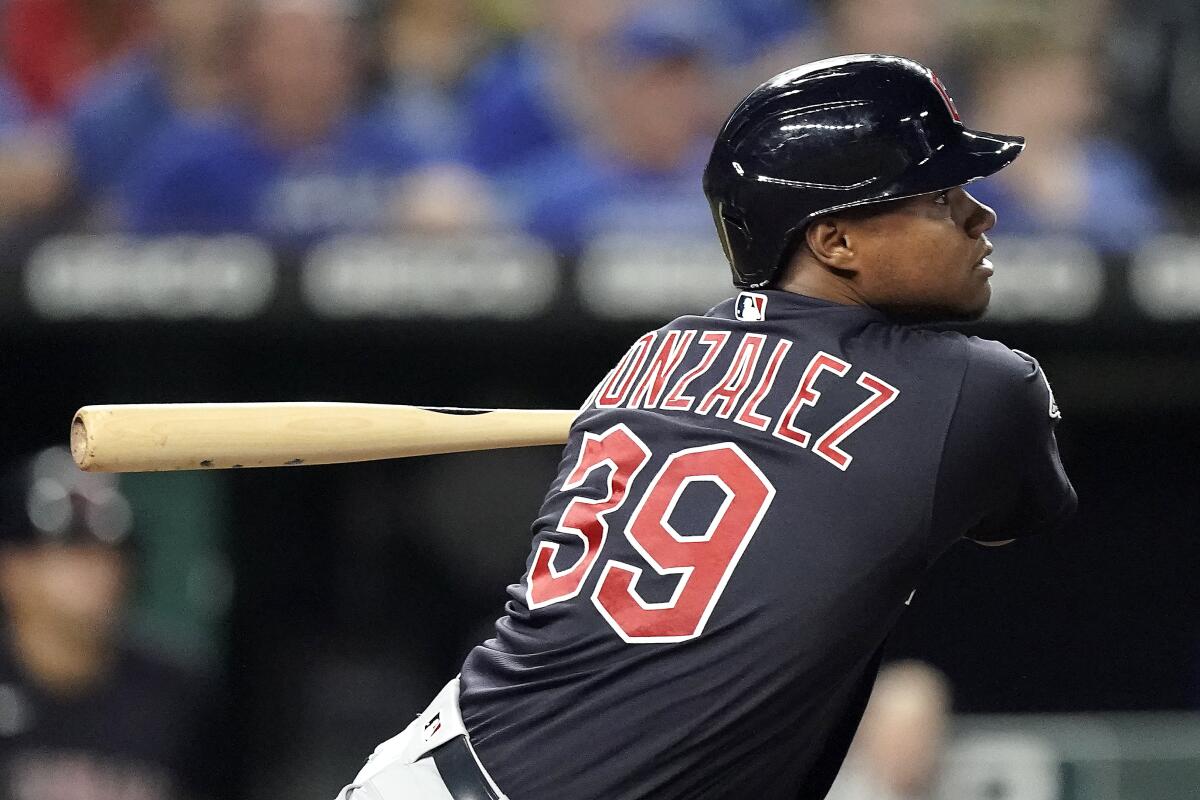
[71,403,580,473]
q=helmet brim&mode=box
[920,127,1025,190]
[807,127,1025,221]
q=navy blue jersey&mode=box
[459,290,1076,800]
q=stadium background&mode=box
[1,0,1199,797]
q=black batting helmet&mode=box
[703,54,1025,289]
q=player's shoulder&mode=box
[656,307,726,335]
[883,327,1052,404]
[846,322,974,376]
[882,327,1037,377]
[959,336,1044,387]
[878,323,970,353]
[953,336,1061,422]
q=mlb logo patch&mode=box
[735,292,767,322]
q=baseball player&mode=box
[334,54,1076,800]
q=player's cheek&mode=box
[935,254,972,309]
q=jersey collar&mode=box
[710,289,886,321]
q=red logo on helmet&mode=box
[929,71,962,123]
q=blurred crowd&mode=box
[826,661,952,800]
[0,446,221,799]
[0,0,1197,259]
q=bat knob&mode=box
[71,410,94,470]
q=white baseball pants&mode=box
[333,678,507,800]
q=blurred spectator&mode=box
[964,31,1164,254]
[951,0,1115,48]
[0,447,218,799]
[0,66,70,234]
[368,0,506,231]
[0,122,71,232]
[464,0,816,173]
[503,2,720,254]
[65,0,244,222]
[391,161,503,234]
[1106,0,1200,209]
[0,73,29,136]
[712,0,824,103]
[825,660,952,800]
[712,0,815,64]
[461,0,633,175]
[373,0,493,161]
[812,0,952,69]
[1,0,151,115]
[117,0,425,247]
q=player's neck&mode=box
[773,253,869,308]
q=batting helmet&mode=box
[703,54,1025,289]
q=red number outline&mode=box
[591,442,776,643]
[526,424,651,609]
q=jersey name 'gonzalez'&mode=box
[582,295,900,472]
[458,289,1076,800]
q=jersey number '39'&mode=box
[527,425,776,643]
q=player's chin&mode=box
[878,281,991,323]
[937,277,991,322]
[952,283,991,321]
[969,281,992,317]
[895,289,989,324]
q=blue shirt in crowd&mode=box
[0,72,30,136]
[504,141,713,255]
[461,39,577,176]
[67,52,184,199]
[710,0,814,63]
[119,112,422,247]
[460,0,810,175]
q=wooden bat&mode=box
[71,403,580,473]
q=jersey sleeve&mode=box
[930,339,1077,550]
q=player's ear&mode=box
[804,218,859,272]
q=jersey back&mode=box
[459,290,1074,800]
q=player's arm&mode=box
[930,340,1077,553]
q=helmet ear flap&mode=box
[719,207,750,255]
[713,204,764,288]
